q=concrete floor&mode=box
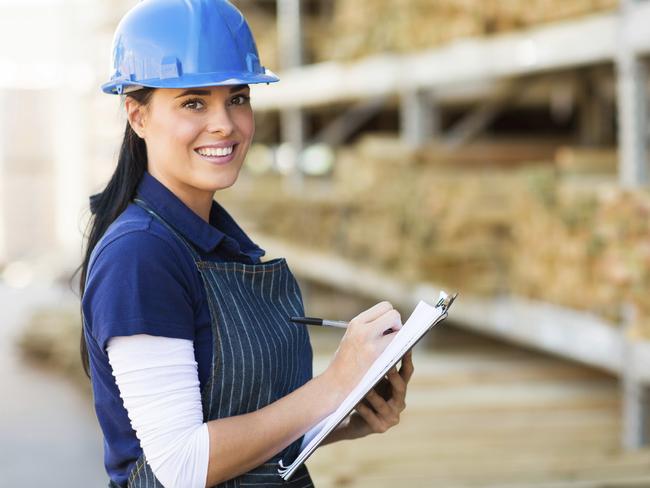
[0,282,107,486]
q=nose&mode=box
[206,105,235,136]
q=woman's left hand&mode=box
[346,349,414,439]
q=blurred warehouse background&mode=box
[3,0,650,486]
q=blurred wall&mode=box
[0,0,137,272]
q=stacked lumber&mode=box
[316,0,620,62]
[227,136,556,295]
[16,306,90,394]
[222,136,650,339]
[509,175,619,320]
[240,0,619,66]
[592,189,650,338]
[509,171,650,338]
[555,146,618,176]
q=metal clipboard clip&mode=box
[435,291,459,314]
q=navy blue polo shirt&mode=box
[82,170,266,487]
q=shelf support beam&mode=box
[621,305,650,449]
[277,0,306,190]
[622,370,650,449]
[400,88,438,148]
[616,0,649,187]
[313,96,387,146]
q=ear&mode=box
[124,96,147,138]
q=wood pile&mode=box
[555,146,618,176]
[590,189,650,338]
[222,135,650,339]
[324,0,619,61]
[16,306,90,394]
[241,0,619,65]
[509,164,650,340]
[509,176,617,319]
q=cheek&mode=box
[151,112,202,154]
[234,109,255,142]
[170,119,203,151]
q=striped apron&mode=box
[109,197,315,487]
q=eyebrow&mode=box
[174,85,248,98]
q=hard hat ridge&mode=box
[101,0,279,95]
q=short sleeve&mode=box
[83,230,196,352]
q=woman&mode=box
[79,1,414,487]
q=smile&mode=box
[196,145,234,157]
[194,143,239,165]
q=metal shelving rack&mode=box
[259,0,650,184]
[260,0,650,448]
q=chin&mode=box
[200,170,240,192]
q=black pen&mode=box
[289,316,396,335]
[289,316,349,329]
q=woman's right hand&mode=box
[323,301,403,404]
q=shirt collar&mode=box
[134,171,266,260]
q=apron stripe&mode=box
[230,265,274,410]
[255,264,292,397]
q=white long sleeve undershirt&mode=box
[106,334,210,488]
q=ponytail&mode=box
[75,88,154,379]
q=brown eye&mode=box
[181,98,205,111]
[231,94,250,106]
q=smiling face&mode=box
[125,84,254,213]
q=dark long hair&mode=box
[76,88,154,379]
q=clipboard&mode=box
[278,291,458,480]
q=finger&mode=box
[387,367,407,399]
[352,301,393,324]
[370,309,403,337]
[399,350,415,383]
[386,369,407,411]
[364,389,394,418]
[355,402,387,434]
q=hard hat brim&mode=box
[101,69,280,95]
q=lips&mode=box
[194,143,239,165]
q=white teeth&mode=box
[197,146,234,157]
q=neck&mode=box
[148,168,213,222]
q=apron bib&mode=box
[110,197,314,487]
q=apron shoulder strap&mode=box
[133,197,202,263]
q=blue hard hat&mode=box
[101,0,279,95]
